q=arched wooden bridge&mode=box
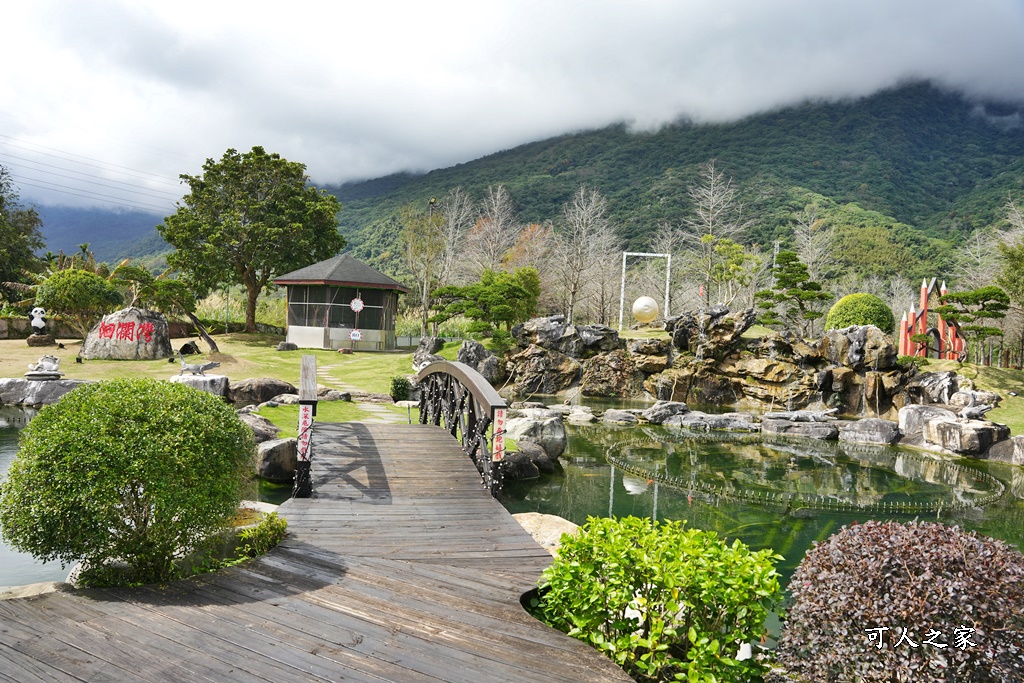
[0,362,629,682]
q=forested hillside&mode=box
[330,82,1024,282]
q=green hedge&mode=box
[825,293,895,333]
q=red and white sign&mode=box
[297,403,314,462]
[350,297,364,313]
[349,329,363,341]
[492,408,506,461]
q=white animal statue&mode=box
[28,354,61,373]
[177,350,221,376]
[28,307,47,335]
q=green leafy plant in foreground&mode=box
[533,516,782,682]
[238,512,288,558]
[0,378,254,586]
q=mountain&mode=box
[35,206,166,264]
[328,82,1024,281]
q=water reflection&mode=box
[502,422,1024,586]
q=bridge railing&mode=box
[415,361,508,495]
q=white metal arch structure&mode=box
[617,251,672,331]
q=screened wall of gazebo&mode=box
[274,254,409,351]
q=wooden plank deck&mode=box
[0,422,630,683]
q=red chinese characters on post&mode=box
[492,408,507,461]
[297,404,314,462]
[115,322,136,341]
[98,321,117,339]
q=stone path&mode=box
[316,362,407,424]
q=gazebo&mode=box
[274,253,410,351]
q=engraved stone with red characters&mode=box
[81,307,174,360]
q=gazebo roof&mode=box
[274,253,410,292]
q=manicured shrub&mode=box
[238,511,288,558]
[389,375,411,402]
[825,293,895,333]
[0,378,255,586]
[533,516,782,683]
[775,520,1024,682]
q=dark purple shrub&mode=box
[775,520,1024,682]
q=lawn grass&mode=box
[919,359,1024,435]
[0,335,418,396]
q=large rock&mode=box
[898,404,957,441]
[511,316,622,358]
[506,345,581,396]
[986,436,1024,466]
[229,378,298,405]
[906,371,960,404]
[236,411,282,443]
[513,512,579,556]
[80,307,173,360]
[505,411,567,459]
[818,325,897,370]
[457,340,504,383]
[838,418,901,445]
[923,418,1010,455]
[664,307,757,358]
[514,439,556,474]
[501,451,540,480]
[413,336,445,372]
[580,349,643,397]
[762,418,839,440]
[664,411,760,432]
[256,438,297,482]
[0,378,90,406]
[169,374,230,398]
[641,400,689,424]
[602,409,639,425]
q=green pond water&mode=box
[501,421,1024,590]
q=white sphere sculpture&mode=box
[632,296,660,324]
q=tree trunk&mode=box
[184,311,220,353]
[245,284,259,333]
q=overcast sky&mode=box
[2,0,1024,213]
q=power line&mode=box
[13,178,172,214]
[0,135,183,186]
[0,155,182,201]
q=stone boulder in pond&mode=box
[256,438,297,482]
[236,411,282,443]
[838,418,901,445]
[169,374,230,398]
[80,308,173,360]
[505,409,567,459]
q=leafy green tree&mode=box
[0,379,254,586]
[35,268,123,337]
[535,516,781,683]
[825,292,896,333]
[430,267,541,336]
[933,285,1010,363]
[0,165,45,298]
[755,251,833,337]
[158,146,344,332]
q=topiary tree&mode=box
[35,267,123,337]
[825,292,895,333]
[533,516,782,683]
[775,520,1024,682]
[0,379,255,586]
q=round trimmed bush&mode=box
[0,378,255,586]
[825,293,895,333]
[775,520,1024,682]
[535,516,782,683]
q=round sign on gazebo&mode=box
[350,298,364,313]
[349,329,363,342]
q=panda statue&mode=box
[28,307,48,336]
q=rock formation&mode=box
[80,307,173,360]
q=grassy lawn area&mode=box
[1,334,418,396]
[919,359,1024,435]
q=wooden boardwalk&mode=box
[0,423,630,683]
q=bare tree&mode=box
[953,226,1003,290]
[400,202,445,335]
[506,222,559,313]
[437,187,475,287]
[679,160,751,307]
[792,203,835,281]
[555,187,620,323]
[462,184,520,276]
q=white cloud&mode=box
[2,0,1023,209]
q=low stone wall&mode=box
[0,317,78,340]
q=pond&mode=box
[0,407,70,587]
[502,420,1024,591]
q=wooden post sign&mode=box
[294,354,318,498]
[492,407,507,462]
